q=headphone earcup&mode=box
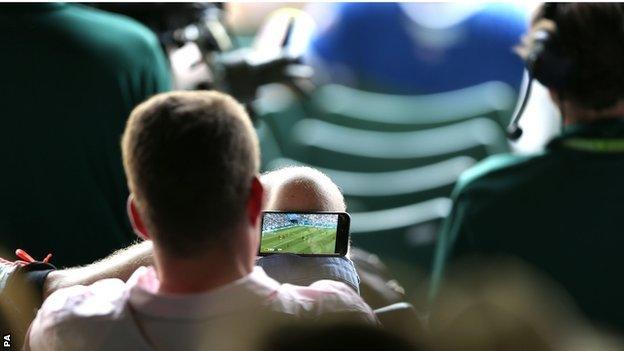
[526,30,573,91]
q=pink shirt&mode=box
[28,266,377,351]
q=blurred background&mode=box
[87,1,562,296]
[5,3,624,349]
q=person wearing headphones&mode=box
[431,3,624,331]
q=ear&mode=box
[127,195,151,241]
[247,176,264,227]
[549,89,562,107]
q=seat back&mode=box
[312,82,516,131]
[350,199,450,292]
[289,117,506,172]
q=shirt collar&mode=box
[127,266,281,320]
[548,118,624,152]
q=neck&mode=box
[153,243,254,294]
[563,99,624,125]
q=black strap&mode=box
[0,262,55,351]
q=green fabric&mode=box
[431,119,624,330]
[0,4,171,267]
[562,138,624,152]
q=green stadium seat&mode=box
[254,81,515,162]
[288,117,507,172]
[311,82,516,132]
[350,198,451,286]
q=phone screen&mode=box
[260,212,347,256]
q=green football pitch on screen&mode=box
[260,214,338,254]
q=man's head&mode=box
[517,3,624,114]
[261,166,346,212]
[122,91,262,258]
[260,166,351,258]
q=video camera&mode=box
[91,3,314,115]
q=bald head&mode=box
[261,167,345,212]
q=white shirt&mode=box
[28,266,377,351]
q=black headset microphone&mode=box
[506,70,534,141]
[506,3,570,141]
[506,30,551,141]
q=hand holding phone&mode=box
[258,211,350,257]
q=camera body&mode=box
[91,3,312,109]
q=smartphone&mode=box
[258,211,350,257]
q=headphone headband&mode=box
[542,2,560,21]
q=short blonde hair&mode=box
[122,90,259,257]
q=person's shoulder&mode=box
[37,277,129,319]
[64,4,154,39]
[274,280,378,324]
[61,4,161,57]
[454,151,553,197]
[28,278,130,350]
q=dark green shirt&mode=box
[0,4,171,266]
[432,119,624,330]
